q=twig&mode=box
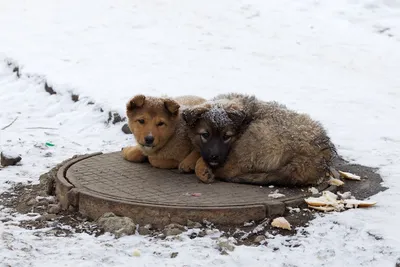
[26,127,58,130]
[1,117,18,130]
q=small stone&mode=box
[48,204,61,214]
[1,152,22,166]
[189,232,197,239]
[170,252,179,258]
[71,94,79,102]
[43,152,53,158]
[121,123,132,134]
[396,258,400,267]
[163,228,183,236]
[97,212,136,238]
[36,214,57,221]
[138,224,152,235]
[187,219,202,229]
[27,198,37,206]
[254,235,266,244]
[217,238,235,253]
[197,230,206,237]
[39,172,55,195]
[165,223,185,231]
[44,82,56,95]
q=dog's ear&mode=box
[182,106,208,127]
[164,99,180,115]
[127,95,146,112]
[225,104,246,128]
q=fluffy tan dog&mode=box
[122,94,205,172]
[182,93,336,186]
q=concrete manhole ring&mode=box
[54,152,384,228]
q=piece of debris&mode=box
[305,191,376,212]
[308,206,336,212]
[217,237,236,253]
[1,151,22,166]
[343,199,377,208]
[132,249,141,257]
[287,207,300,213]
[191,193,202,197]
[337,191,352,200]
[1,117,18,130]
[271,217,291,230]
[328,177,345,186]
[308,187,319,195]
[45,142,55,147]
[243,221,255,227]
[268,190,285,199]
[97,212,136,238]
[338,170,361,181]
[170,252,179,258]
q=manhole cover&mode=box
[55,152,385,228]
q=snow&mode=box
[0,150,20,160]
[1,0,400,266]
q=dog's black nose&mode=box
[210,155,219,161]
[144,136,154,145]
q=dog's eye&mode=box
[223,134,232,142]
[201,132,210,139]
[156,122,165,127]
[137,119,145,124]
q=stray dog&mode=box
[182,93,336,186]
[122,94,206,172]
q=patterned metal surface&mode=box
[66,152,313,208]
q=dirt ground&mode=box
[0,154,387,247]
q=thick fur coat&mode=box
[182,93,336,186]
[122,94,205,172]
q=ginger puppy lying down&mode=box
[122,94,206,172]
[182,93,337,186]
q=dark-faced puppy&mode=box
[182,101,246,169]
[183,93,336,186]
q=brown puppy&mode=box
[182,93,336,186]
[122,94,206,172]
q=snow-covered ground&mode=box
[1,0,400,266]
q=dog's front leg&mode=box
[195,157,215,183]
[148,157,179,169]
[122,146,147,162]
[214,159,242,178]
[178,150,201,173]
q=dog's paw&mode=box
[122,146,146,162]
[195,158,215,183]
[178,159,196,173]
